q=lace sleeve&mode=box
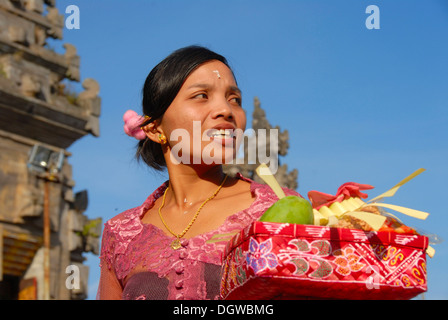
[96,223,123,300]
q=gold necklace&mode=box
[158,174,228,250]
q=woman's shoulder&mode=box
[103,181,169,232]
[100,206,145,254]
[100,197,158,260]
[104,206,142,229]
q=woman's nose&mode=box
[211,99,234,121]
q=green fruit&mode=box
[259,196,314,225]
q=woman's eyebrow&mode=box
[186,83,242,95]
[230,86,242,95]
[187,83,210,90]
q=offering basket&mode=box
[220,221,428,300]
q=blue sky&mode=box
[52,0,448,299]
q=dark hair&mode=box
[137,45,233,171]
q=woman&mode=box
[97,46,299,300]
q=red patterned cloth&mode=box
[221,222,428,300]
[96,174,300,300]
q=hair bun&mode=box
[123,110,147,140]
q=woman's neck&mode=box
[164,165,227,211]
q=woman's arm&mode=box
[96,262,123,300]
[96,224,123,300]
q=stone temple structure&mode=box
[0,0,101,299]
[224,97,298,190]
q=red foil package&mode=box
[220,222,428,300]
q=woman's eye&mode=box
[193,93,207,99]
[230,97,242,106]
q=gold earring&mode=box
[158,134,167,145]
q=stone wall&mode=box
[224,97,298,190]
[0,0,101,300]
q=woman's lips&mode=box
[207,128,234,138]
[206,129,236,146]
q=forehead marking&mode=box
[212,70,221,79]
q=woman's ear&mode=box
[142,120,166,145]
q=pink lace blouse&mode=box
[97,174,300,300]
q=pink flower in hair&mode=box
[123,110,147,140]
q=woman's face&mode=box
[160,60,246,166]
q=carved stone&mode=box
[63,43,80,81]
[224,97,298,190]
[24,0,44,14]
[45,7,63,39]
[78,78,101,136]
[20,73,41,97]
[0,0,101,300]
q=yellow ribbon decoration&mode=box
[311,168,434,257]
[256,163,286,199]
[368,168,426,203]
[365,168,429,220]
[365,203,429,220]
[343,211,387,230]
